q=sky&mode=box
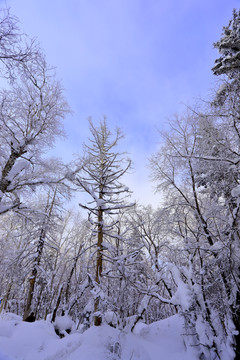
[4,0,240,206]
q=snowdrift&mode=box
[0,313,198,360]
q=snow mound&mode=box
[54,315,75,337]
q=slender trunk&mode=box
[51,285,63,323]
[234,288,240,357]
[64,243,83,307]
[23,187,57,321]
[0,283,12,313]
[94,198,103,326]
[35,284,44,320]
[23,229,45,321]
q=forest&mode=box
[0,6,240,360]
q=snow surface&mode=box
[0,312,198,360]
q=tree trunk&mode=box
[0,283,12,313]
[51,285,63,323]
[94,202,103,326]
[23,188,57,321]
[23,232,44,321]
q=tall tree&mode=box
[212,9,240,357]
[0,8,69,216]
[0,7,71,321]
[150,112,238,359]
[74,118,134,325]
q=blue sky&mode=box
[5,0,240,206]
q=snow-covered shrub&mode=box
[53,314,75,338]
[103,311,118,328]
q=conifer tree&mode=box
[212,9,240,356]
[75,119,134,325]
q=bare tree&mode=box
[0,51,69,215]
[149,110,240,359]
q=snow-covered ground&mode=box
[0,312,198,360]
